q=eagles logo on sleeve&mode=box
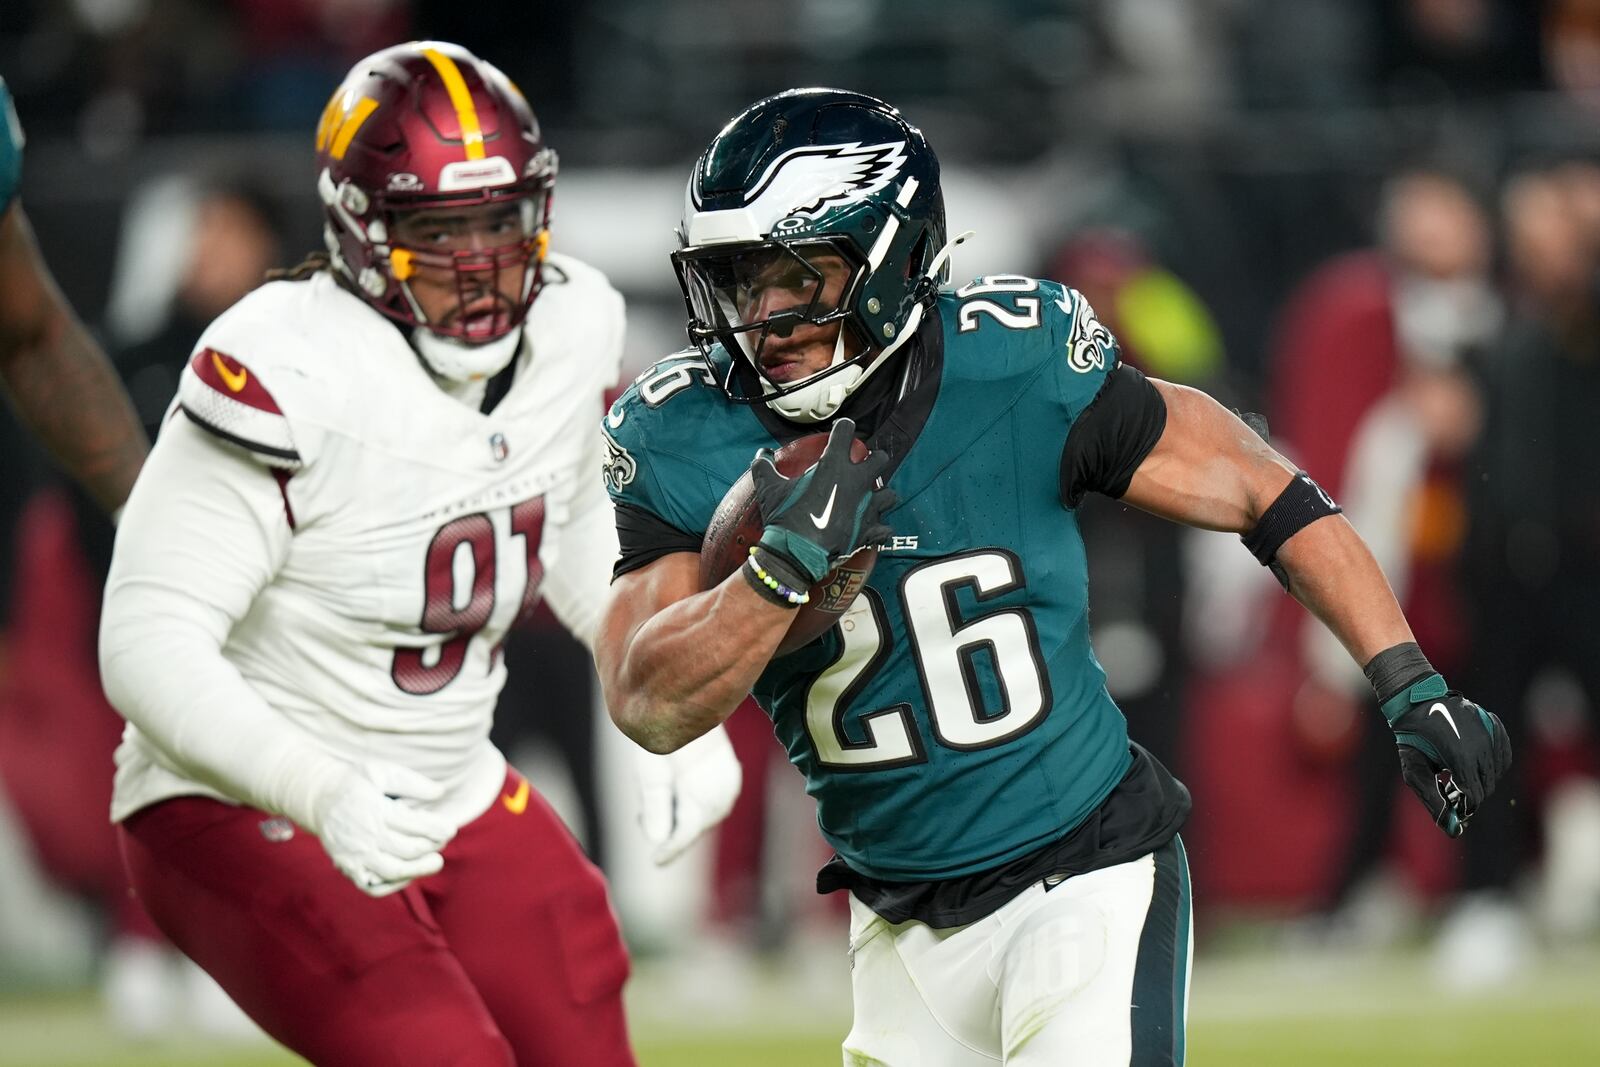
[1064,290,1115,375]
[600,429,637,493]
[178,347,303,468]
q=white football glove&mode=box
[632,724,743,866]
[308,760,458,897]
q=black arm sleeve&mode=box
[1059,362,1168,508]
[612,500,703,580]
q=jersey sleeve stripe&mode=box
[179,405,302,464]
[178,347,302,466]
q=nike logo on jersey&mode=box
[503,779,530,815]
[212,351,248,392]
[810,485,838,529]
[1429,702,1461,739]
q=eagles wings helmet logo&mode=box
[695,141,909,224]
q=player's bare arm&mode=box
[0,203,148,513]
[1122,378,1415,664]
[600,418,894,753]
[1123,376,1510,836]
[598,550,796,754]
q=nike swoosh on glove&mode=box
[749,417,896,585]
[1382,674,1512,838]
[309,759,458,896]
[632,723,743,865]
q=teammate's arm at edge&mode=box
[0,199,149,514]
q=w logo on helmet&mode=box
[729,141,909,223]
[315,91,378,162]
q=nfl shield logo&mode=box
[490,433,510,463]
[258,816,295,843]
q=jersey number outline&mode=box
[636,355,715,407]
[803,549,1053,770]
[955,275,1042,333]
[391,496,545,696]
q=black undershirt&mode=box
[611,502,700,579]
[1059,361,1168,508]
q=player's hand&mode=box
[1382,674,1512,838]
[631,724,743,865]
[749,417,896,584]
[310,760,458,896]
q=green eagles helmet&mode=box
[673,88,949,422]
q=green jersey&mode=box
[606,276,1139,881]
[1,78,24,214]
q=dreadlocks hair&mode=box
[264,250,332,282]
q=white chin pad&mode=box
[769,364,863,423]
[413,328,522,383]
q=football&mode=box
[700,432,880,656]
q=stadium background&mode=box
[2,1,1599,1063]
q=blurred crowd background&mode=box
[2,0,1599,1050]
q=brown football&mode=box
[700,432,880,656]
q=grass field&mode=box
[1,941,1596,1065]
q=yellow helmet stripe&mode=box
[326,95,378,161]
[419,46,486,160]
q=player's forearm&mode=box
[0,310,148,513]
[1276,514,1416,669]
[0,207,147,513]
[604,575,790,753]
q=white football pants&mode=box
[842,836,1192,1066]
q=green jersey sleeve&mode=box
[601,352,761,574]
[1040,281,1122,418]
[1,78,25,214]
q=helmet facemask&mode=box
[673,236,878,413]
[384,187,551,343]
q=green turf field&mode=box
[0,943,1595,1066]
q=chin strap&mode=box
[923,230,974,288]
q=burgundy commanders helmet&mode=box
[314,41,556,346]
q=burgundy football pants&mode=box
[118,768,635,1066]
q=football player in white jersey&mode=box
[98,42,736,1066]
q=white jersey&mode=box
[106,255,625,828]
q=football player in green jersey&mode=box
[595,89,1511,1066]
[0,76,147,515]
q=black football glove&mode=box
[1382,673,1512,838]
[749,418,896,587]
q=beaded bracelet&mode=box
[745,546,810,607]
